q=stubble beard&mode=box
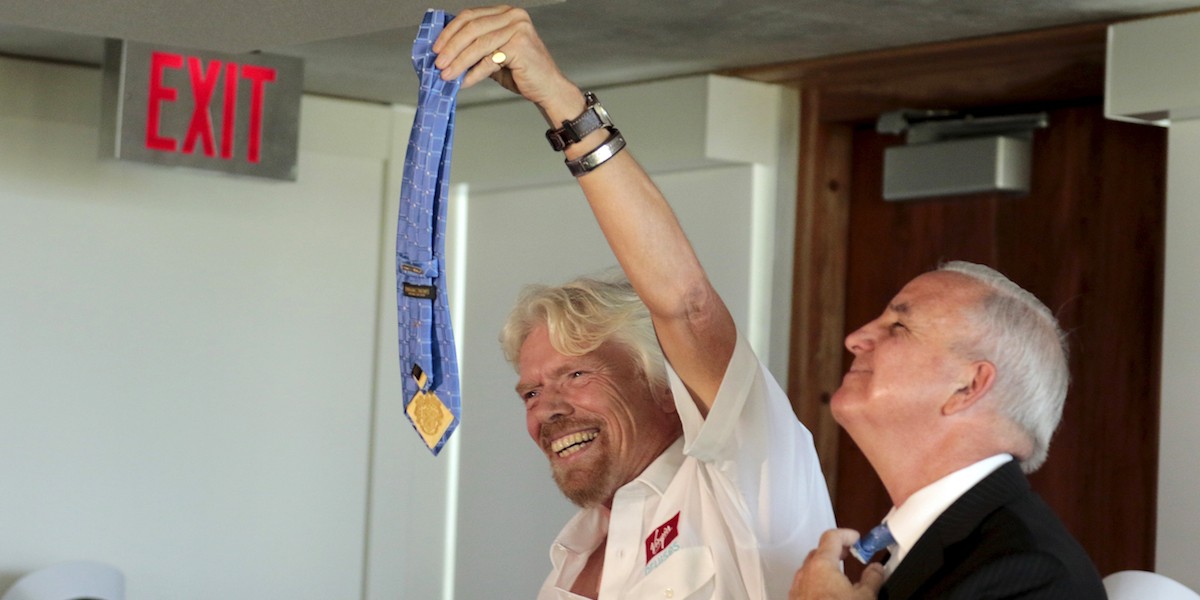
[550,437,620,507]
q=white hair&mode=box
[938,261,1069,473]
[499,270,666,390]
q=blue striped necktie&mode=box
[396,9,462,456]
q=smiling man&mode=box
[789,262,1106,600]
[500,270,833,600]
[430,5,834,599]
[510,311,680,510]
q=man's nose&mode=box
[844,323,875,354]
[531,386,573,423]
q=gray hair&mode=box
[499,270,667,390]
[938,261,1069,473]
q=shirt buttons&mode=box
[664,588,674,598]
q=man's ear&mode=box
[943,360,996,416]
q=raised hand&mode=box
[431,5,581,124]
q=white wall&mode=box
[0,56,397,599]
[1159,119,1200,591]
[1108,13,1200,592]
[0,55,801,599]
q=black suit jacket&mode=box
[879,460,1107,599]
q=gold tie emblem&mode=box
[406,364,453,450]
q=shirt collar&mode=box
[550,435,685,562]
[552,505,608,563]
[629,435,685,497]
[883,453,1013,572]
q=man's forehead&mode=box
[517,360,577,387]
[889,271,982,315]
[515,345,606,389]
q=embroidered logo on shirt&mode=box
[645,512,681,566]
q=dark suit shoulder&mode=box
[938,550,1106,600]
[883,463,1106,600]
[939,504,1107,599]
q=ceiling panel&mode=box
[0,0,559,52]
[0,0,1198,106]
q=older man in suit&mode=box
[790,261,1106,599]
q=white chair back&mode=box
[0,561,123,600]
[1104,570,1200,600]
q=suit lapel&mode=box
[881,461,1028,599]
[882,532,944,600]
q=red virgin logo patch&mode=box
[645,512,680,564]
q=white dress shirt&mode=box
[538,334,835,600]
[881,453,1014,576]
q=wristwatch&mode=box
[545,91,612,151]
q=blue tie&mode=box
[396,9,462,456]
[851,522,896,564]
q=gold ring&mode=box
[490,50,507,66]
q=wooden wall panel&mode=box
[1007,106,1165,576]
[786,89,853,493]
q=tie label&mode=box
[402,283,437,300]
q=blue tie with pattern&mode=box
[851,522,896,564]
[396,8,462,456]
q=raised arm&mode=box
[433,6,735,414]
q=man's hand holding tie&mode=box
[790,529,886,600]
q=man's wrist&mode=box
[539,79,588,121]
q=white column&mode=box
[1108,13,1200,591]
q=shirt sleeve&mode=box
[668,334,833,527]
[666,333,835,597]
[669,333,758,461]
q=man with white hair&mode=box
[790,262,1106,599]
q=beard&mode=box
[543,421,620,507]
[551,449,620,507]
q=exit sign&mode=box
[101,40,303,181]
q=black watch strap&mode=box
[545,92,613,151]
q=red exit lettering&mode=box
[145,51,278,163]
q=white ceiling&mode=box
[2,0,1199,106]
